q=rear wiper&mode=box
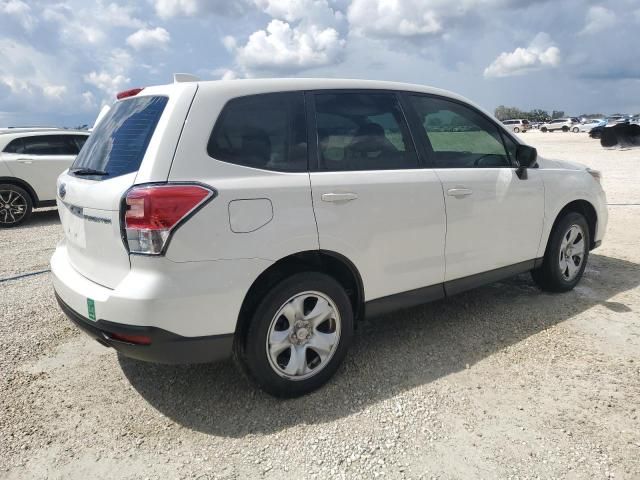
[70,167,108,176]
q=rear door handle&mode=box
[17,159,33,164]
[447,187,473,198]
[321,192,358,202]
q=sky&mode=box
[1,0,639,127]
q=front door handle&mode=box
[321,192,358,202]
[447,187,473,198]
[17,159,33,164]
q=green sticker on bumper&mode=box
[87,298,96,321]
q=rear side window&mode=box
[3,135,79,155]
[71,96,168,180]
[208,92,307,172]
[2,138,23,153]
[73,135,88,151]
[313,92,418,171]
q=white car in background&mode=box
[0,129,89,227]
[502,119,530,133]
[540,118,579,132]
[573,119,605,133]
[51,78,608,397]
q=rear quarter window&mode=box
[207,92,307,172]
[70,96,168,180]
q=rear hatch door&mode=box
[57,84,197,288]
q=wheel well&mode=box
[549,200,597,251]
[235,250,364,340]
[0,177,38,205]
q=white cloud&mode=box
[152,0,251,18]
[228,19,345,72]
[484,33,560,78]
[0,0,36,31]
[348,0,442,37]
[0,39,69,99]
[580,6,616,35]
[43,85,67,99]
[84,71,130,96]
[254,0,342,24]
[42,2,146,45]
[126,26,171,50]
[211,68,238,80]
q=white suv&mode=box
[0,129,89,227]
[502,119,530,133]
[540,118,579,133]
[51,78,607,397]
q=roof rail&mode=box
[173,73,200,83]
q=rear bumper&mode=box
[55,293,233,364]
[51,241,272,338]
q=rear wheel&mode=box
[562,126,569,132]
[572,127,580,133]
[532,212,590,292]
[541,127,548,132]
[0,184,32,228]
[513,127,520,133]
[236,272,354,397]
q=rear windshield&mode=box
[70,96,168,180]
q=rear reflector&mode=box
[108,332,152,345]
[123,184,214,255]
[117,87,144,100]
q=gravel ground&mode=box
[1,132,639,479]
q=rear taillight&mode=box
[123,184,214,255]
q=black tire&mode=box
[513,127,520,133]
[0,184,33,228]
[572,127,579,133]
[541,127,548,133]
[235,272,354,397]
[531,212,590,292]
[562,126,569,132]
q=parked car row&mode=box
[504,115,639,137]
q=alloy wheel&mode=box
[266,291,341,381]
[558,224,586,281]
[0,189,28,226]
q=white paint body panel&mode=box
[435,168,545,281]
[310,169,446,301]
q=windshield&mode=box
[71,96,168,180]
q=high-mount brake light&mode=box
[123,184,214,255]
[116,87,144,100]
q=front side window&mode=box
[408,95,512,168]
[313,92,418,171]
[208,92,307,172]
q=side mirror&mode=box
[515,144,537,179]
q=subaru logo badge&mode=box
[58,183,66,199]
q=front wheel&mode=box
[513,127,520,133]
[541,127,548,132]
[0,184,33,228]
[236,272,354,397]
[562,126,569,132]
[532,212,590,292]
[572,127,580,133]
